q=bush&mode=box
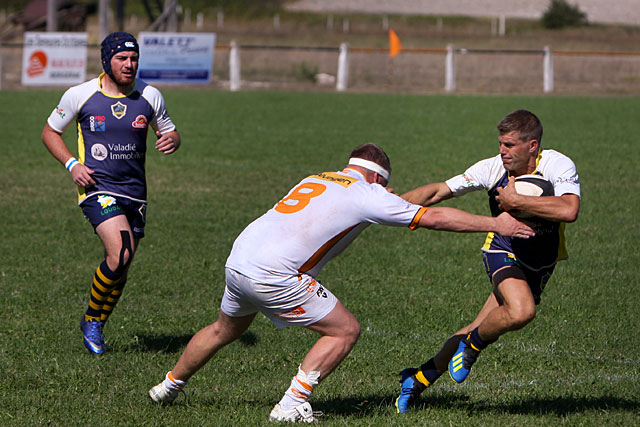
[542,0,588,29]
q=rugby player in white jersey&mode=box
[395,110,580,414]
[41,32,181,355]
[148,143,534,421]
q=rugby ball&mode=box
[514,174,554,197]
[511,175,554,218]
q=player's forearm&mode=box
[401,182,452,206]
[419,207,495,233]
[509,194,580,223]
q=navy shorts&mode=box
[80,194,147,239]
[482,252,555,305]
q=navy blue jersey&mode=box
[484,171,562,270]
[48,74,176,204]
[445,150,580,271]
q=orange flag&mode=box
[389,28,402,58]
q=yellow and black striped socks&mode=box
[84,260,124,323]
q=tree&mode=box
[542,0,588,29]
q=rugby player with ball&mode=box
[395,109,581,413]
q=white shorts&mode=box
[221,268,338,329]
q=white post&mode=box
[382,15,389,31]
[436,17,443,32]
[491,17,497,36]
[229,40,241,92]
[543,46,554,93]
[129,14,137,28]
[47,0,57,31]
[445,44,456,92]
[273,14,280,30]
[343,18,349,33]
[99,0,110,43]
[336,43,349,92]
[196,12,204,29]
[327,15,333,31]
[499,15,506,36]
[184,8,191,28]
[217,11,224,28]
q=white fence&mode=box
[1,41,640,95]
[219,43,640,93]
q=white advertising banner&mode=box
[21,32,87,86]
[138,32,216,84]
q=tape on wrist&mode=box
[65,157,79,172]
[348,157,390,181]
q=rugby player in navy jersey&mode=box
[41,32,181,355]
[395,110,580,413]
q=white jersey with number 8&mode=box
[225,167,427,285]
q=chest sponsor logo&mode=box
[90,115,106,132]
[111,101,127,119]
[132,114,148,129]
[91,143,108,161]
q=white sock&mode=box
[278,365,320,410]
[163,371,187,390]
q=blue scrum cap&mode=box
[101,32,139,78]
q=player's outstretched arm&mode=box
[401,182,453,206]
[418,207,535,238]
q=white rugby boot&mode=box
[148,381,182,404]
[269,402,321,423]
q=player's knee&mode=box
[342,318,361,347]
[107,230,135,273]
[509,304,536,330]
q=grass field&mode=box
[1,89,639,425]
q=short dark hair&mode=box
[497,110,543,144]
[349,143,391,174]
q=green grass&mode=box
[1,89,639,425]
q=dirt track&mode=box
[286,0,640,26]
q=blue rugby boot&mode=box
[395,368,426,413]
[80,317,105,355]
[448,336,480,383]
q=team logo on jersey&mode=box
[131,115,148,129]
[55,107,65,119]
[91,143,108,161]
[90,115,106,132]
[97,195,116,209]
[111,101,127,119]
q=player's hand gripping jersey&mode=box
[445,149,580,270]
[226,168,427,285]
[47,75,176,204]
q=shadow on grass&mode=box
[119,330,260,353]
[315,392,639,417]
[474,395,640,416]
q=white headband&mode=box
[348,157,390,181]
